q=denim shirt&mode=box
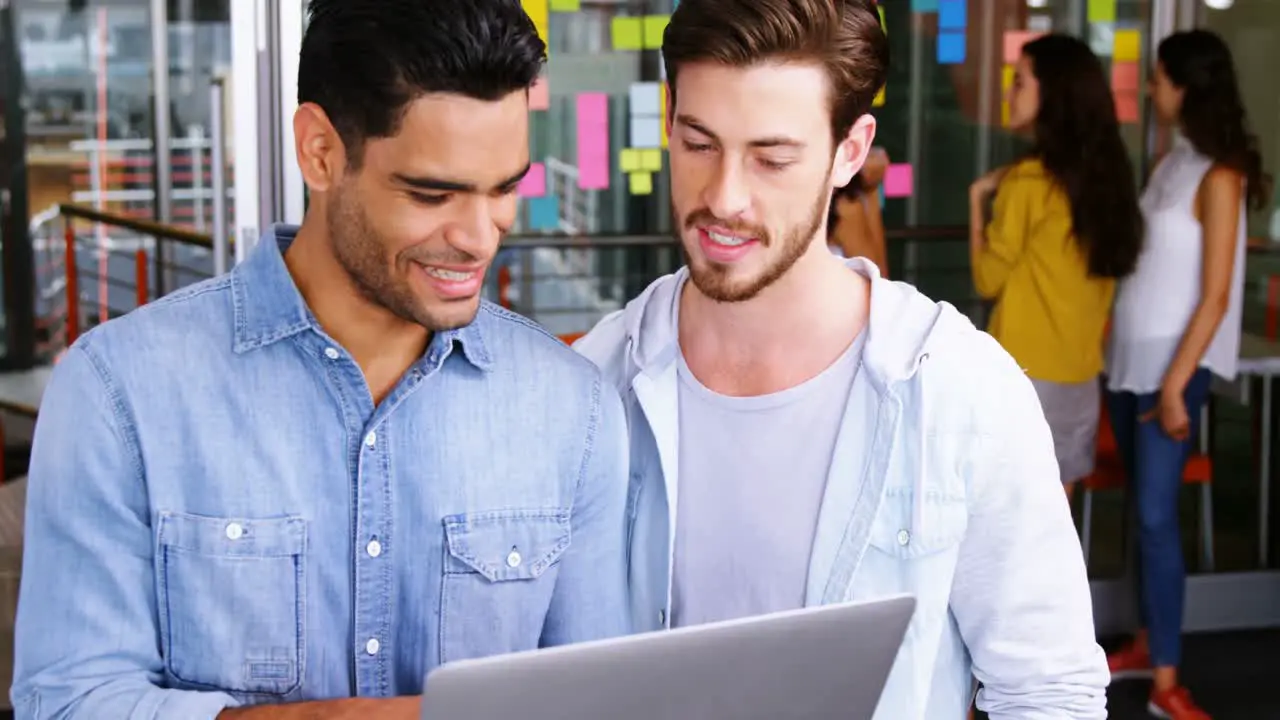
[11,227,631,719]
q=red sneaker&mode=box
[1107,640,1153,681]
[1148,685,1212,719]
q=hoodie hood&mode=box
[618,257,970,396]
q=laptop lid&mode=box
[421,594,915,720]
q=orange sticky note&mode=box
[1114,91,1139,123]
[530,76,549,111]
[1111,62,1140,92]
[1003,31,1043,64]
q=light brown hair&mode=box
[661,0,889,146]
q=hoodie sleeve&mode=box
[948,342,1109,720]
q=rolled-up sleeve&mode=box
[11,344,236,719]
[972,177,1032,300]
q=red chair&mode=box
[1079,402,1215,571]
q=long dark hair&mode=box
[1158,30,1271,210]
[1021,34,1142,279]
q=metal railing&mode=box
[31,204,974,359]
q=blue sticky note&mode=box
[630,116,662,149]
[937,31,966,64]
[911,0,939,11]
[939,0,966,29]
[528,196,560,231]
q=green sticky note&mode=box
[643,15,669,49]
[619,148,642,173]
[639,149,663,172]
[629,172,653,196]
[550,0,579,10]
[1088,0,1117,22]
[612,17,643,50]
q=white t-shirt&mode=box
[669,332,865,628]
[1106,135,1247,393]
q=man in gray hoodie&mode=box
[573,0,1109,718]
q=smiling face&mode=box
[303,90,530,331]
[668,61,869,303]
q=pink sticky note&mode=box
[1111,62,1140,93]
[530,76,549,111]
[518,162,546,197]
[883,163,914,198]
[1003,31,1044,64]
[1114,91,1140,124]
[576,93,610,190]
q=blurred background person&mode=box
[828,146,889,276]
[969,33,1142,499]
[1104,29,1270,720]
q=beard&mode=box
[678,188,829,303]
[326,182,483,332]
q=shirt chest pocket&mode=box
[156,512,306,696]
[439,509,570,664]
[860,491,969,606]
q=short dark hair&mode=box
[298,0,546,165]
[662,0,888,145]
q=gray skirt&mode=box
[1029,376,1101,484]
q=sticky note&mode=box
[873,85,885,107]
[878,5,886,30]
[630,116,662,149]
[1111,61,1140,92]
[1001,64,1015,91]
[884,163,914,198]
[619,148,642,173]
[659,86,669,147]
[1001,100,1010,127]
[1003,31,1043,64]
[518,162,546,197]
[529,76,549,111]
[1114,91,1139,123]
[576,93,610,190]
[1088,0,1117,23]
[639,149,663,172]
[643,15,669,49]
[939,0,966,30]
[612,17,643,51]
[937,31,965,64]
[1113,29,1141,62]
[522,0,549,45]
[550,0,579,10]
[629,172,653,196]
[629,82,661,117]
[528,196,560,231]
[911,0,939,11]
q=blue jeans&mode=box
[1104,367,1212,668]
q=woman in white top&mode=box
[1104,29,1270,720]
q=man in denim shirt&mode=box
[11,2,629,718]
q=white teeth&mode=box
[707,230,748,246]
[425,267,475,282]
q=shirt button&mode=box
[225,522,243,540]
[365,638,380,655]
[506,549,522,568]
[364,431,377,448]
[367,539,382,558]
[897,529,911,546]
[323,347,339,360]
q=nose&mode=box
[702,158,751,221]
[445,195,510,260]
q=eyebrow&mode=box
[391,162,532,193]
[675,113,807,150]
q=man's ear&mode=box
[293,102,348,193]
[830,114,876,190]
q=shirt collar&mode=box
[230,224,493,371]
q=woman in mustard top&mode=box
[969,34,1143,497]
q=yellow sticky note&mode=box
[1113,29,1141,63]
[1001,64,1015,92]
[659,86,669,147]
[612,17,643,50]
[1001,100,1010,127]
[630,172,653,195]
[878,5,886,30]
[639,149,663,172]
[550,0,579,10]
[873,85,885,107]
[619,148,642,173]
[523,0,549,45]
[643,15,669,50]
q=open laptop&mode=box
[421,594,915,720]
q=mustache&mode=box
[682,208,769,244]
